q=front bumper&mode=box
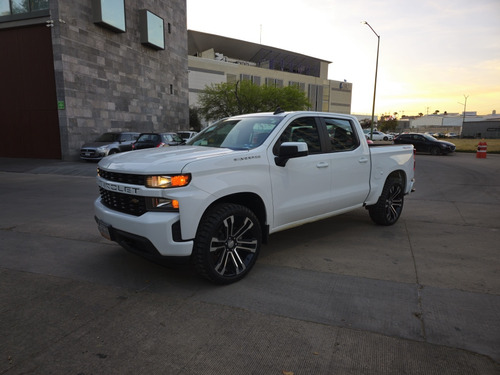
[94,198,193,257]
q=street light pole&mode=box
[461,94,469,124]
[362,21,380,140]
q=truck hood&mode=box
[98,146,240,174]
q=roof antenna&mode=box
[274,106,284,115]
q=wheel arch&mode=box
[388,169,407,191]
[204,192,269,243]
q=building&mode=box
[408,113,463,135]
[187,30,352,120]
[0,0,188,160]
[409,111,500,138]
[461,112,500,138]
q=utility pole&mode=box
[362,21,380,140]
[459,95,469,134]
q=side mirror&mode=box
[275,142,308,167]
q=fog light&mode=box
[147,198,180,212]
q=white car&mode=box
[365,130,393,141]
[177,131,198,141]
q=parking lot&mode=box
[0,153,499,374]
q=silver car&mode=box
[80,132,140,161]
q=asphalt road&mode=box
[0,153,499,374]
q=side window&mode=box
[325,118,360,152]
[279,117,322,154]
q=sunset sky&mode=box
[186,0,500,117]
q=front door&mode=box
[269,116,333,230]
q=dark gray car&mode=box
[80,132,140,161]
[394,133,455,155]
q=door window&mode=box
[274,117,322,154]
[324,118,359,152]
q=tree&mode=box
[198,80,311,122]
[378,114,398,133]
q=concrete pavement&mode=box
[0,153,499,374]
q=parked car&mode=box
[445,132,459,138]
[132,132,185,150]
[177,131,198,141]
[394,133,455,155]
[80,132,140,161]
[365,130,393,141]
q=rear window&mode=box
[137,134,160,142]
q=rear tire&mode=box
[193,203,261,284]
[368,177,404,226]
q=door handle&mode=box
[316,162,329,168]
[358,157,369,163]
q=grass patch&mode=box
[447,139,500,153]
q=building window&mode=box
[240,74,261,85]
[139,9,165,50]
[289,81,306,92]
[0,0,49,19]
[265,78,283,88]
[92,0,126,33]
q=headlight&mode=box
[145,174,191,188]
[97,145,110,152]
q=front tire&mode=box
[430,146,440,155]
[193,203,261,284]
[368,177,404,226]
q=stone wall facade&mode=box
[52,0,188,159]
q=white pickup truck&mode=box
[95,111,415,284]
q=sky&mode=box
[186,0,500,117]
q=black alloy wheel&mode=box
[193,203,261,284]
[368,177,404,226]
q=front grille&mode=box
[99,187,147,216]
[98,169,145,186]
[81,148,97,157]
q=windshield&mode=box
[95,133,119,142]
[168,133,183,142]
[423,134,438,141]
[187,116,283,150]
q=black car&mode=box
[394,133,455,155]
[80,132,140,161]
[132,132,185,150]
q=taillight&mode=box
[156,142,165,148]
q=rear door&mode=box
[322,116,371,211]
